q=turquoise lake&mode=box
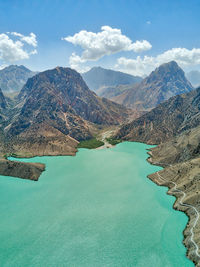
[0,142,193,266]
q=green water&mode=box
[0,142,193,266]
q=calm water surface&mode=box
[0,142,193,266]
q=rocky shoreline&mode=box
[147,151,200,266]
[0,132,79,181]
[0,128,112,181]
[1,133,199,266]
[0,147,77,181]
[0,159,45,181]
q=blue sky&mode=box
[0,0,200,75]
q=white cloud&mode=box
[62,26,152,71]
[0,34,29,62]
[116,47,200,76]
[146,21,151,25]
[156,47,200,66]
[0,32,37,63]
[11,32,37,47]
[69,52,89,73]
[132,40,152,53]
[116,56,154,76]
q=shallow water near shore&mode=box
[1,142,193,266]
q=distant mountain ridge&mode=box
[82,66,142,92]
[0,65,37,93]
[112,61,194,110]
[96,84,136,99]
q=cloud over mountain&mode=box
[116,47,200,76]
[0,32,37,64]
[62,26,152,71]
[62,26,200,76]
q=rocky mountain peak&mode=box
[145,61,191,87]
[19,67,96,101]
[9,67,129,141]
[5,65,32,72]
[157,60,178,71]
[113,61,194,110]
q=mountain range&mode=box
[2,67,129,158]
[82,66,142,92]
[0,61,195,158]
[0,65,37,93]
[0,61,199,265]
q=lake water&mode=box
[0,142,193,266]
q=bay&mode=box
[0,142,193,266]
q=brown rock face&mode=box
[148,126,200,166]
[19,67,128,125]
[0,66,130,160]
[7,67,128,142]
[4,123,79,158]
